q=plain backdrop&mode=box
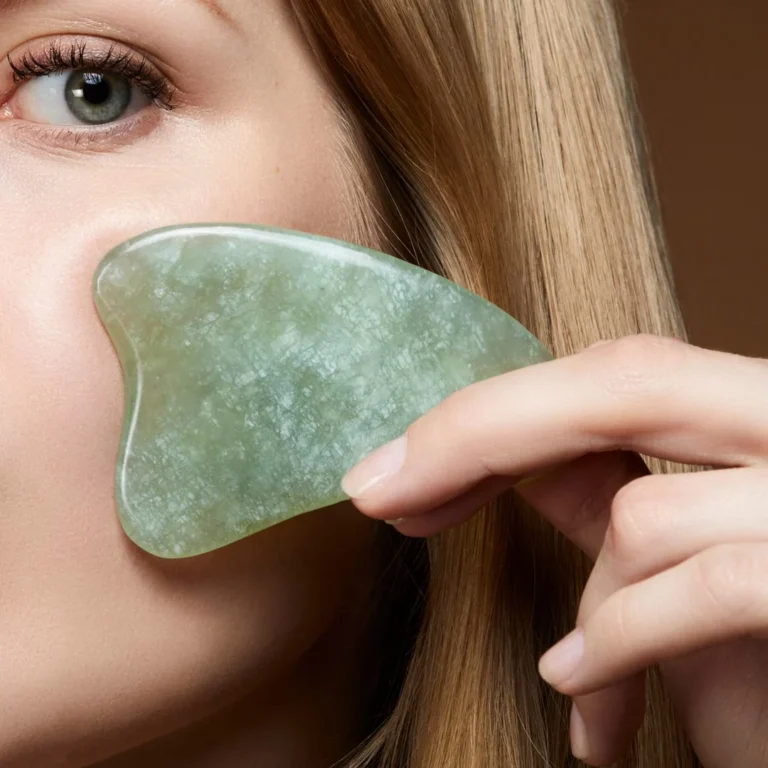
[624,1,767,358]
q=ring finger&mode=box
[564,466,768,763]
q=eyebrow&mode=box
[196,0,237,26]
[0,0,238,29]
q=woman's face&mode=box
[0,0,378,764]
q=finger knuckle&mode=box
[436,387,470,429]
[591,334,686,400]
[436,383,483,429]
[605,478,669,564]
[694,545,768,619]
[432,386,486,459]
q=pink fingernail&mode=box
[570,702,590,759]
[538,628,584,687]
[341,435,408,498]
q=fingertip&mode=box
[340,435,408,499]
[571,677,646,766]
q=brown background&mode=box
[623,1,767,357]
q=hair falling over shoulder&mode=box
[289,1,701,766]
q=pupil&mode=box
[81,73,111,105]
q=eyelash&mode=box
[7,38,178,113]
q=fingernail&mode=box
[384,517,407,526]
[341,435,408,498]
[538,628,584,688]
[588,339,612,349]
[570,702,590,760]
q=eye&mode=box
[3,38,177,138]
[11,69,151,126]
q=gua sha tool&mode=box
[93,224,554,559]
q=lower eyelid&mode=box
[3,107,164,154]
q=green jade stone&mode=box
[93,224,554,558]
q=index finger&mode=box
[340,335,768,551]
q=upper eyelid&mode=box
[8,53,176,111]
[10,38,132,77]
[0,37,182,152]
[4,35,183,108]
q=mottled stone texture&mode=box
[93,224,554,558]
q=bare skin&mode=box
[0,1,378,766]
[11,2,764,768]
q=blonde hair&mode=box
[289,1,699,765]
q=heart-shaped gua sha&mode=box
[93,224,554,558]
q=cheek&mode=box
[0,118,368,762]
[0,109,352,552]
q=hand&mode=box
[340,334,768,767]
